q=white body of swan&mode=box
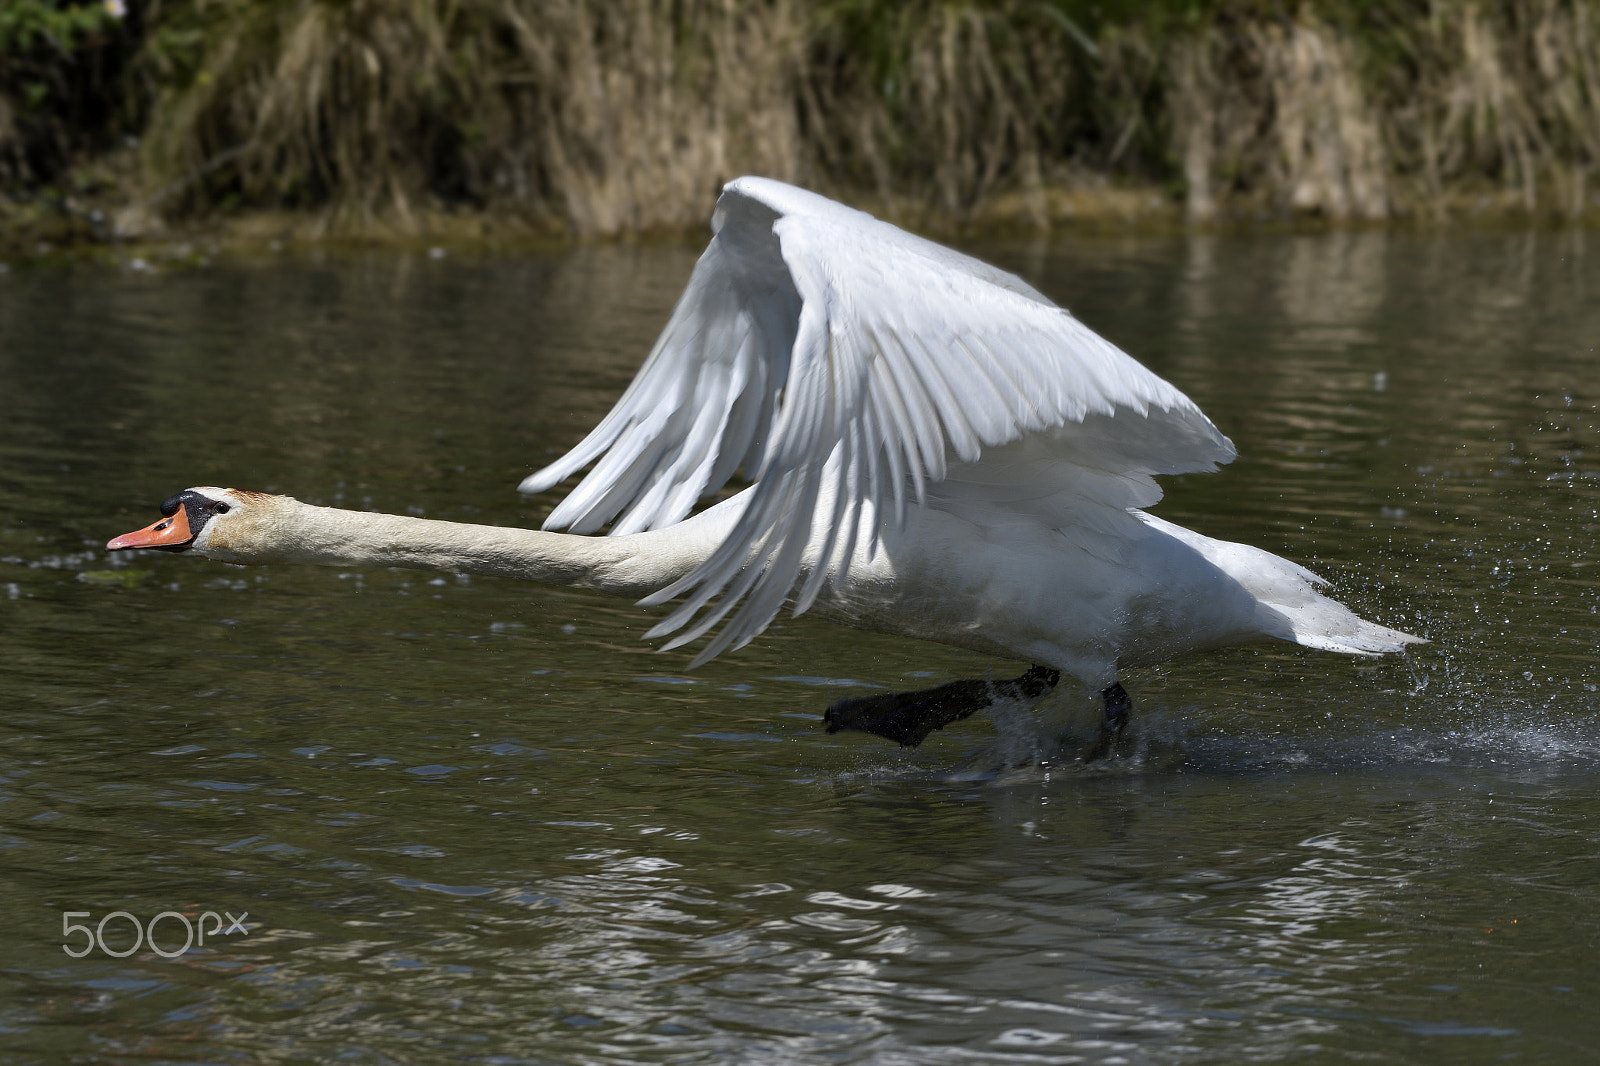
[109,177,1418,706]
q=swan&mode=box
[108,177,1420,755]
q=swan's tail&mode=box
[1135,513,1424,657]
[1230,548,1423,656]
[1229,547,1424,656]
[1265,599,1423,657]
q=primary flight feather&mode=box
[519,177,1242,667]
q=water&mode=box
[2,230,1599,1063]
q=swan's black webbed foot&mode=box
[1081,682,1131,762]
[823,665,1061,748]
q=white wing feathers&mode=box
[519,176,1234,666]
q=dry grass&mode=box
[139,0,807,236]
[802,1,1090,224]
[1168,13,1389,222]
[18,0,1600,237]
[1388,0,1600,217]
[1258,16,1390,220]
[1159,0,1600,224]
[139,0,462,229]
[136,0,1102,234]
[488,0,805,234]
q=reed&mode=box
[1167,11,1393,221]
[1390,0,1600,217]
[128,0,810,234]
[6,0,1600,237]
[1167,0,1600,222]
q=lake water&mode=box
[2,228,1598,1063]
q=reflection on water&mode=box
[2,230,1600,1063]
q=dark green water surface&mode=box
[3,231,1599,1063]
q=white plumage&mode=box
[521,176,1415,678]
[111,177,1419,745]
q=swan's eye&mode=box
[214,503,231,515]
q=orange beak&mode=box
[107,506,194,552]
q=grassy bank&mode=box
[4,0,1600,249]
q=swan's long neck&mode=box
[200,495,736,597]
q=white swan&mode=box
[108,177,1419,752]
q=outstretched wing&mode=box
[519,176,1234,665]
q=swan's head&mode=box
[107,487,284,559]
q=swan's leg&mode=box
[823,666,1060,748]
[1081,682,1131,762]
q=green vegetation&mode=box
[3,0,1600,243]
[0,0,122,184]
